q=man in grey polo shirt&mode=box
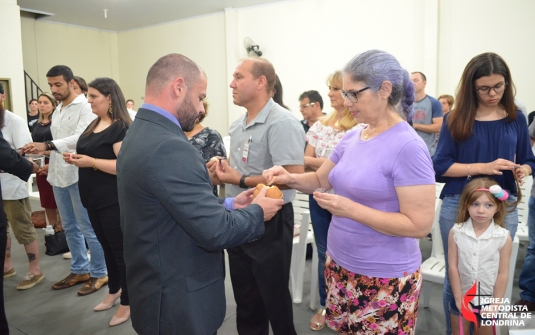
[410,71,443,157]
[214,58,304,334]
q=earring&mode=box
[108,105,113,115]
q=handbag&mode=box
[31,210,47,229]
[44,231,70,256]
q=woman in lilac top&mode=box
[265,50,435,334]
[433,52,535,335]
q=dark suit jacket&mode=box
[0,134,33,228]
[117,108,265,335]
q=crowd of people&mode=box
[0,48,533,335]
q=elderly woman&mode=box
[264,50,435,334]
[304,71,359,331]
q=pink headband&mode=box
[475,185,508,201]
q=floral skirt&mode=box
[325,253,422,335]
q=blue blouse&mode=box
[433,111,535,198]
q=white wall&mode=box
[438,0,535,112]
[2,0,26,119]
[20,17,119,96]
[117,13,229,133]
[234,0,436,121]
[19,0,535,130]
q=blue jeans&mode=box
[53,183,106,278]
[439,193,517,335]
[309,194,332,308]
[519,196,535,303]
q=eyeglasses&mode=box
[340,87,371,103]
[475,82,507,95]
[299,102,315,109]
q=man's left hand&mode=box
[234,188,255,209]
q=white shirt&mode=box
[47,94,96,188]
[453,219,508,305]
[0,110,32,199]
[127,109,136,120]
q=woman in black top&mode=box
[184,100,226,196]
[32,93,61,231]
[27,99,39,132]
[64,78,132,327]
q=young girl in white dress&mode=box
[449,178,513,335]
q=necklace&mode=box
[363,113,401,139]
[363,123,390,139]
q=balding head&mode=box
[248,58,276,95]
[145,54,202,97]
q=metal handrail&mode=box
[24,71,43,113]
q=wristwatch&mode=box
[239,175,248,188]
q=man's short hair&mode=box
[298,90,323,110]
[249,58,276,95]
[146,54,202,95]
[0,83,4,94]
[46,65,74,83]
[411,71,427,82]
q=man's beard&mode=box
[54,89,70,102]
[177,94,199,132]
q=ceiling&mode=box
[18,0,285,31]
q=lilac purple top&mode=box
[327,121,435,278]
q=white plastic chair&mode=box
[289,192,318,308]
[516,176,532,244]
[26,173,40,201]
[222,135,230,157]
[421,199,445,308]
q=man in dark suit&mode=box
[117,53,283,335]
[0,134,38,334]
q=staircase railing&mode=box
[24,71,43,113]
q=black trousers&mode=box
[87,204,128,305]
[227,202,296,335]
[0,226,8,335]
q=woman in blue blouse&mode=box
[433,52,535,335]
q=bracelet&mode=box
[239,175,248,188]
[93,158,98,171]
[467,164,471,180]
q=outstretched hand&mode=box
[252,188,284,221]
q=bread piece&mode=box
[252,183,283,199]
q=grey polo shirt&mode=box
[226,99,305,204]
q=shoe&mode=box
[94,290,121,311]
[3,268,16,279]
[52,273,90,290]
[17,272,44,290]
[310,308,326,331]
[109,306,130,327]
[63,252,72,259]
[426,233,433,241]
[78,276,108,296]
[515,299,535,312]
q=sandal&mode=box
[310,308,326,331]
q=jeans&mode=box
[519,196,535,303]
[439,193,518,335]
[53,183,106,278]
[308,194,332,308]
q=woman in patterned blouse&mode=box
[184,100,227,196]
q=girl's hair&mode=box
[438,94,454,109]
[456,178,521,228]
[73,76,88,94]
[342,49,414,122]
[28,99,38,105]
[37,92,57,123]
[272,74,289,110]
[82,77,132,137]
[448,52,517,142]
[320,70,358,131]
